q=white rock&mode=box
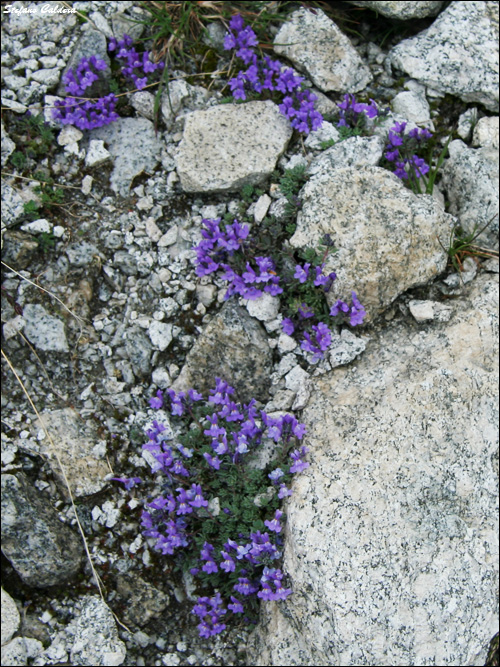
[442,142,499,248]
[69,596,126,667]
[81,175,93,195]
[245,293,280,322]
[21,218,52,234]
[273,8,372,93]
[308,135,384,177]
[2,316,25,341]
[23,303,68,353]
[456,108,478,141]
[391,90,433,128]
[57,125,83,146]
[148,321,173,351]
[389,1,499,111]
[254,194,272,223]
[304,121,340,150]
[346,1,444,19]
[249,273,499,667]
[329,328,367,368]
[158,226,178,247]
[472,116,499,149]
[130,91,156,120]
[85,139,111,168]
[145,218,163,242]
[31,68,61,87]
[285,365,310,392]
[91,118,162,198]
[196,284,216,307]
[1,588,20,645]
[291,166,454,321]
[175,101,292,193]
[408,299,435,322]
[278,332,297,353]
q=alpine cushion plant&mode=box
[224,14,323,135]
[383,121,433,194]
[193,218,366,364]
[52,35,164,130]
[114,379,309,638]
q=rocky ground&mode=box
[1,1,499,666]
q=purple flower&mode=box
[188,483,208,508]
[278,484,293,499]
[264,509,283,533]
[349,291,366,326]
[387,130,404,147]
[394,161,408,180]
[290,446,310,474]
[228,596,244,613]
[202,559,218,574]
[220,550,236,572]
[298,303,315,319]
[111,476,141,490]
[176,488,193,515]
[294,263,310,283]
[410,155,430,178]
[301,322,332,363]
[330,300,350,317]
[281,318,295,336]
[268,468,284,483]
[234,578,258,595]
[149,390,163,409]
[203,452,221,470]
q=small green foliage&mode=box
[441,216,499,274]
[319,138,336,150]
[241,183,256,203]
[37,231,57,253]
[76,9,89,24]
[9,151,28,171]
[279,164,307,199]
[23,200,40,220]
[32,172,65,213]
[337,124,364,141]
[425,134,452,195]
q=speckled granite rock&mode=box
[69,596,126,666]
[441,140,499,250]
[172,300,273,403]
[273,7,372,93]
[248,272,499,666]
[1,472,84,587]
[290,166,454,321]
[346,1,444,20]
[92,117,162,198]
[33,408,110,497]
[389,1,499,111]
[175,101,292,193]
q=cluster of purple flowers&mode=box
[384,121,432,184]
[52,54,119,130]
[108,34,164,90]
[224,14,323,134]
[330,292,366,327]
[115,378,309,638]
[53,35,163,130]
[336,93,380,128]
[282,262,366,363]
[194,218,282,300]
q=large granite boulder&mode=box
[175,101,292,193]
[389,1,499,112]
[289,166,454,322]
[248,272,499,666]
